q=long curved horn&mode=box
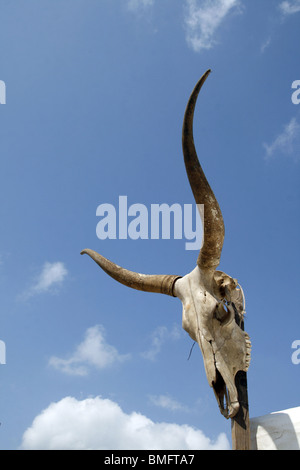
[81,249,181,297]
[182,70,225,271]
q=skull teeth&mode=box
[244,331,251,371]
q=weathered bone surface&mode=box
[80,248,181,297]
[81,70,251,419]
[174,268,251,418]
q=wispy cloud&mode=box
[20,261,68,300]
[49,325,130,376]
[184,0,243,52]
[149,394,189,412]
[279,0,300,15]
[263,117,300,160]
[260,37,271,54]
[261,1,300,54]
[141,324,181,361]
[127,0,154,12]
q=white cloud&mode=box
[184,0,243,52]
[263,117,300,160]
[141,324,181,361]
[20,396,230,450]
[49,325,130,376]
[149,394,189,412]
[33,262,68,292]
[279,0,300,15]
[20,261,68,300]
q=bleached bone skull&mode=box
[174,268,250,418]
[81,70,251,419]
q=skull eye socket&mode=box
[214,302,233,325]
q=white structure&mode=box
[250,407,300,450]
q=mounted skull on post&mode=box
[81,70,251,420]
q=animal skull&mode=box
[81,70,251,419]
[174,268,250,418]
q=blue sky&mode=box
[0,0,299,450]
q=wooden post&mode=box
[231,370,250,450]
[230,308,250,450]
